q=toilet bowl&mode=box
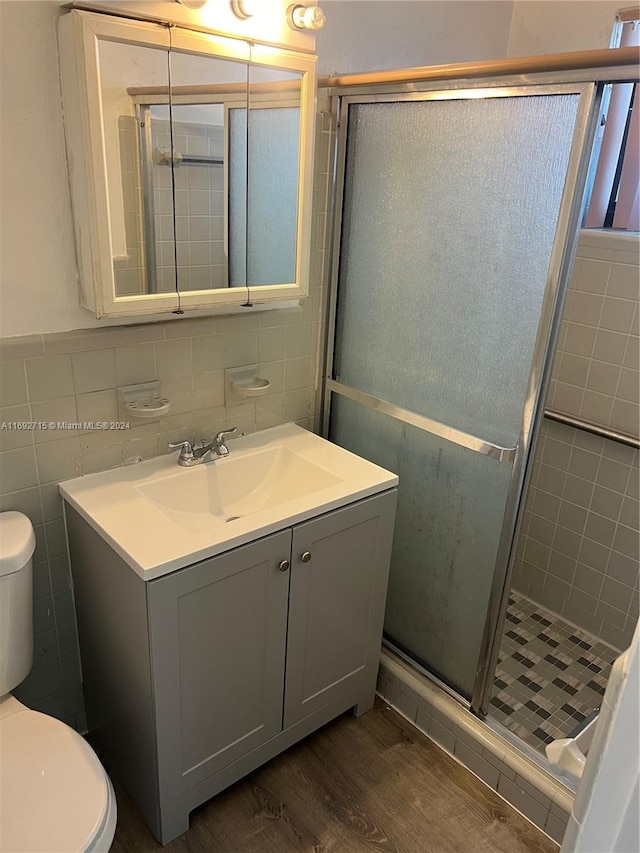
[0,512,117,852]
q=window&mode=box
[584,9,639,231]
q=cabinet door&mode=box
[284,491,397,729]
[147,530,291,798]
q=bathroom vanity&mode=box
[61,425,397,844]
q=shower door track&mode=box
[321,52,640,722]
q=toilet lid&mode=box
[0,708,109,852]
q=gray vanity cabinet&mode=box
[65,488,396,845]
[147,530,292,799]
[285,497,395,728]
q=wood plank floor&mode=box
[110,699,558,853]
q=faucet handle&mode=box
[214,427,238,444]
[167,439,194,460]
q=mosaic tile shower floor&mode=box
[490,591,619,755]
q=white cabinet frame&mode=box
[58,10,316,318]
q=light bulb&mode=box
[231,0,258,18]
[288,4,326,30]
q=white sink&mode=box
[59,424,398,579]
[136,446,342,534]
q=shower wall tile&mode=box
[513,231,639,651]
[0,108,335,732]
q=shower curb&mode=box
[377,649,574,845]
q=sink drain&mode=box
[225,515,242,523]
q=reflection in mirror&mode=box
[244,63,302,288]
[97,37,172,298]
[137,51,248,294]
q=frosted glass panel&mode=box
[228,108,247,289]
[229,107,300,287]
[335,95,579,447]
[330,396,512,698]
[247,107,299,286]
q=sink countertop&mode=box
[59,424,398,580]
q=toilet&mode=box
[0,512,117,852]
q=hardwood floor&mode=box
[110,699,558,853]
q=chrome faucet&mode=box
[168,428,238,467]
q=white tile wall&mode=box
[513,231,639,650]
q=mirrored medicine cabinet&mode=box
[58,11,316,318]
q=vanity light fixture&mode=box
[174,0,209,7]
[231,0,258,18]
[288,3,326,30]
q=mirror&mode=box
[130,51,250,295]
[59,11,316,318]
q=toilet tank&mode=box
[0,512,35,695]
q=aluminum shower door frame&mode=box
[320,69,628,717]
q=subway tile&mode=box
[545,810,569,844]
[25,356,74,402]
[454,739,499,789]
[496,775,550,827]
[0,447,38,493]
[0,360,28,405]
[71,349,116,395]
[428,718,456,754]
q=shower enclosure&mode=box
[321,54,638,725]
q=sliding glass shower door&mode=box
[326,85,598,705]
